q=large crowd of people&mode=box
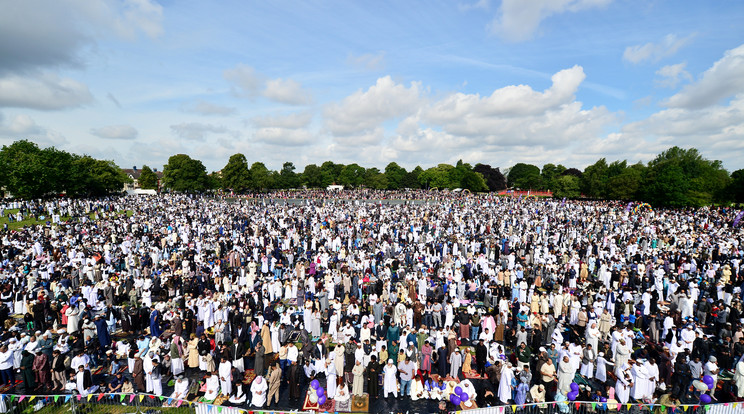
[0,193,742,412]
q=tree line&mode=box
[2,139,744,207]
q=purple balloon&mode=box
[318,394,327,405]
[600,397,607,403]
[567,391,578,401]
[450,394,462,405]
[455,386,463,395]
[316,387,325,396]
[310,379,320,389]
[700,394,711,404]
[570,383,579,392]
[703,375,714,385]
[461,392,469,402]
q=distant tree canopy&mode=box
[1,140,738,208]
[0,140,129,199]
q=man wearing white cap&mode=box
[383,359,398,399]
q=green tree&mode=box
[319,161,343,187]
[162,154,209,192]
[249,162,273,190]
[418,164,454,189]
[581,158,609,198]
[384,162,407,190]
[363,167,388,189]
[606,164,644,200]
[401,166,423,189]
[338,163,366,188]
[221,153,251,192]
[507,163,541,190]
[541,163,566,191]
[301,164,323,188]
[460,170,488,192]
[138,165,159,190]
[276,162,300,189]
[70,156,129,196]
[0,140,53,199]
[729,169,744,204]
[553,175,581,198]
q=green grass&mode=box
[0,209,133,231]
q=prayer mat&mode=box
[242,369,256,384]
[350,394,369,412]
[302,392,335,412]
[463,371,484,379]
[213,395,229,405]
[460,400,479,410]
[336,398,352,412]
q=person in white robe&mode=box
[614,340,630,373]
[615,363,633,404]
[151,360,163,396]
[218,358,232,396]
[325,359,337,399]
[250,375,267,407]
[595,352,613,383]
[631,360,650,400]
[498,362,515,404]
[143,353,155,392]
[410,376,427,401]
[735,357,744,398]
[557,356,576,396]
[170,375,189,400]
[229,383,248,405]
[645,359,659,396]
[383,359,398,398]
[586,323,600,351]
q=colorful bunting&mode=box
[65,395,71,403]
[18,396,25,403]
[29,396,36,402]
[121,394,126,402]
[97,394,105,401]
[130,394,136,403]
[87,394,93,401]
[176,400,182,407]
[140,395,145,402]
[512,405,517,411]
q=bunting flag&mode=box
[661,405,666,411]
[167,398,173,404]
[627,404,632,410]
[29,396,36,402]
[10,396,15,403]
[65,396,71,403]
[616,403,621,410]
[575,402,581,409]
[97,394,105,401]
[512,405,517,411]
[592,403,596,410]
[121,394,126,402]
[735,403,739,408]
[18,396,25,403]
[77,395,82,401]
[683,405,689,411]
[54,395,59,402]
[130,395,136,403]
[176,400,182,407]
[159,396,164,401]
[704,406,711,411]
[87,394,93,401]
[140,395,145,402]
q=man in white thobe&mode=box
[557,356,575,395]
[631,360,650,400]
[251,376,267,407]
[383,359,398,398]
[498,362,514,404]
[219,357,232,396]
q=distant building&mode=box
[121,166,164,192]
[327,184,344,191]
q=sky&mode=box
[1,0,743,173]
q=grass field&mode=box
[0,209,133,231]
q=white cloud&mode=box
[254,127,315,146]
[224,64,312,105]
[623,33,695,64]
[263,78,312,105]
[324,76,423,137]
[223,64,263,98]
[663,43,744,109]
[181,100,236,116]
[90,124,138,140]
[0,72,92,110]
[347,52,386,71]
[0,114,44,136]
[491,0,612,42]
[0,0,163,74]
[655,63,692,89]
[252,112,313,129]
[171,122,228,141]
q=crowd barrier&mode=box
[450,401,744,414]
[0,392,313,414]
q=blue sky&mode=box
[1,0,743,173]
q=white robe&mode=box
[383,364,398,397]
[631,363,650,400]
[735,360,744,398]
[204,376,220,401]
[615,365,632,403]
[250,377,267,407]
[219,361,232,396]
[498,366,514,404]
[595,356,613,383]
